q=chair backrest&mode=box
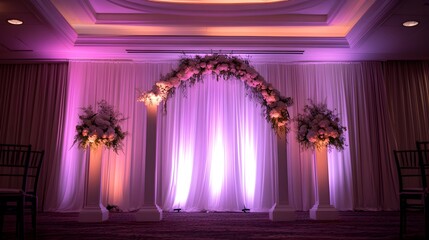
[25,150,44,196]
[0,144,32,192]
[416,141,429,189]
[393,150,426,192]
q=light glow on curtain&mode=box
[160,76,275,212]
[241,134,257,207]
[171,143,194,208]
[208,128,225,202]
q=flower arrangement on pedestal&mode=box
[295,101,347,150]
[74,100,127,153]
[137,54,293,134]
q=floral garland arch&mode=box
[137,54,293,134]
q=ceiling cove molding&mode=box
[93,13,328,26]
[74,36,350,48]
[325,0,344,24]
[29,0,78,46]
[105,0,324,17]
[81,0,98,23]
[346,0,399,48]
[125,49,305,55]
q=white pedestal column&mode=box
[136,104,163,221]
[79,147,109,222]
[309,147,338,220]
[269,132,296,221]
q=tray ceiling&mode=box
[0,0,428,61]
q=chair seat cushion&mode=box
[401,188,425,195]
[0,188,24,194]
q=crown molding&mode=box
[28,0,78,46]
[74,35,350,49]
[346,0,399,47]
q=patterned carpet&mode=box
[0,211,425,240]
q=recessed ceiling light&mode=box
[402,20,419,27]
[7,19,23,25]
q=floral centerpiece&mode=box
[295,101,346,150]
[137,54,293,134]
[74,100,127,153]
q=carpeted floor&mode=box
[0,211,425,240]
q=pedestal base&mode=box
[309,204,338,220]
[78,207,109,222]
[135,205,163,221]
[269,203,296,221]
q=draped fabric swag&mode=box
[1,60,428,212]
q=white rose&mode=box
[269,109,281,118]
[88,134,98,143]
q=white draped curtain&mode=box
[159,76,277,212]
[1,59,428,212]
[52,61,374,212]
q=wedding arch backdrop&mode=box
[136,54,295,221]
[51,60,359,217]
[11,59,420,222]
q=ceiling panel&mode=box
[0,0,428,61]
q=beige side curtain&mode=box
[0,62,69,210]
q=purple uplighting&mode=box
[1,0,429,238]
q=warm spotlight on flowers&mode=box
[295,101,347,150]
[138,91,163,106]
[74,100,127,153]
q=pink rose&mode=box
[261,90,269,98]
[330,131,339,138]
[82,128,89,137]
[265,95,277,103]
